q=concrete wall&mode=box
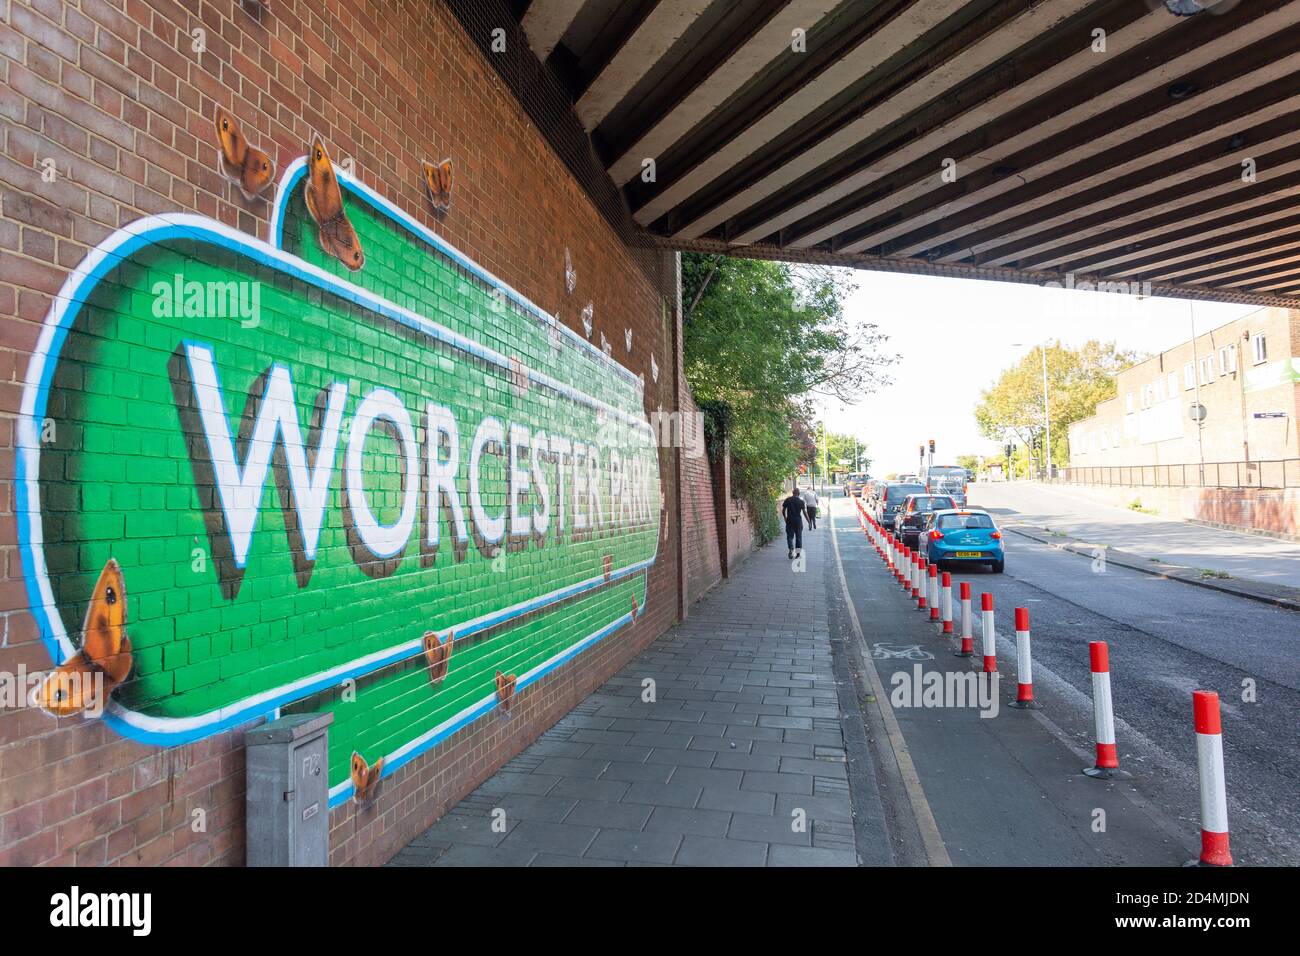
[0,0,750,867]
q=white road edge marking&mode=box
[830,496,953,867]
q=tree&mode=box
[974,341,1141,469]
[682,255,894,407]
[818,429,869,474]
[681,254,895,540]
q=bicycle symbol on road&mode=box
[871,643,935,661]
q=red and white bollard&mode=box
[980,592,997,673]
[940,572,953,634]
[1191,690,1232,866]
[1084,641,1127,779]
[955,582,973,657]
[900,547,911,589]
[916,558,928,609]
[1008,607,1037,708]
[928,564,940,620]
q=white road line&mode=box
[830,496,952,867]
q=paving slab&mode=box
[391,516,879,866]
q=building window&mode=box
[1253,333,1268,365]
[1184,362,1195,390]
[1125,392,1134,414]
[1218,344,1236,375]
[1198,355,1214,385]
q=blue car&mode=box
[923,509,1005,573]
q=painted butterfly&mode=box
[421,158,453,212]
[33,559,133,717]
[350,751,385,804]
[304,137,365,271]
[495,671,517,716]
[423,631,454,685]
[214,106,275,200]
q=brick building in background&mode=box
[1065,307,1300,535]
[1068,308,1300,471]
[0,0,753,866]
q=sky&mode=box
[816,269,1259,476]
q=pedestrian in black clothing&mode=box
[782,487,807,559]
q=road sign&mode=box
[1253,411,1287,419]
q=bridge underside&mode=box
[454,0,1300,307]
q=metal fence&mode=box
[1053,460,1300,489]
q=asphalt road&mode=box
[829,489,1300,866]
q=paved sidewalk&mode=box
[975,482,1300,589]
[387,521,862,867]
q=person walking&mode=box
[802,486,819,529]
[782,486,808,559]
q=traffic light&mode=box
[929,438,936,455]
[918,445,925,459]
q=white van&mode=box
[921,465,968,506]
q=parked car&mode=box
[896,494,957,548]
[864,478,887,506]
[922,509,1005,573]
[877,482,925,529]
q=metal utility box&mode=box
[245,712,333,867]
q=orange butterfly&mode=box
[33,559,133,717]
[214,106,276,200]
[423,630,454,685]
[350,752,385,804]
[421,158,453,212]
[495,671,517,716]
[304,137,365,271]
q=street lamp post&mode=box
[1188,303,1207,485]
[1041,343,1052,480]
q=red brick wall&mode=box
[726,500,755,569]
[0,0,704,866]
[678,390,722,607]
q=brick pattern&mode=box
[1068,307,1300,467]
[679,389,722,607]
[0,0,741,867]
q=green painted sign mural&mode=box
[18,158,661,805]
